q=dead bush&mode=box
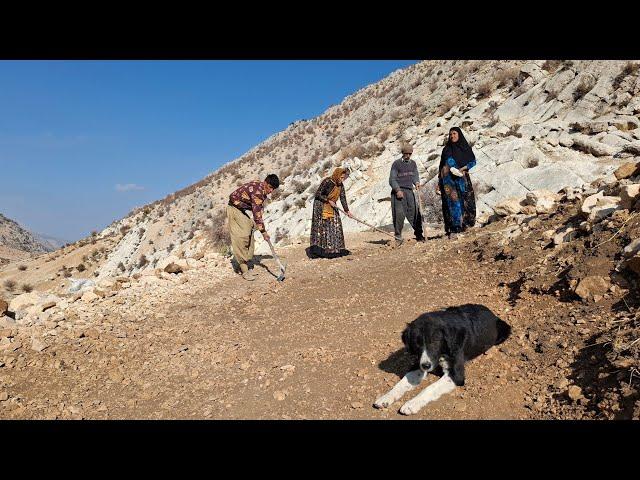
[613,62,640,89]
[21,283,33,293]
[476,80,494,99]
[18,264,27,271]
[137,255,149,268]
[504,124,522,138]
[292,180,311,194]
[209,210,230,248]
[496,68,521,89]
[294,197,307,209]
[573,76,596,101]
[117,262,125,272]
[77,264,86,272]
[4,279,16,291]
[541,60,562,73]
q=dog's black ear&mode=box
[448,329,467,387]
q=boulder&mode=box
[0,316,16,328]
[625,254,640,275]
[68,279,96,293]
[156,255,190,274]
[614,162,640,180]
[574,276,611,302]
[619,184,640,209]
[8,292,59,314]
[494,198,523,216]
[523,189,558,214]
[623,238,640,258]
[81,291,99,303]
[164,260,189,274]
[553,226,576,246]
[581,192,621,222]
[572,136,618,157]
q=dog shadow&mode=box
[378,348,417,379]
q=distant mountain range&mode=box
[0,213,66,254]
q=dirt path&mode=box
[0,227,592,419]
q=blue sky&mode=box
[0,60,417,241]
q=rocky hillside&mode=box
[3,60,640,286]
[0,214,51,256]
[83,59,640,282]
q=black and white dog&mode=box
[374,304,511,415]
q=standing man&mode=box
[227,174,280,281]
[389,144,425,244]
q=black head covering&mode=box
[440,127,475,168]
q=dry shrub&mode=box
[137,255,148,268]
[209,210,230,248]
[495,68,521,89]
[18,264,27,271]
[343,143,366,159]
[21,283,33,293]
[613,62,640,89]
[77,264,86,272]
[438,95,458,116]
[4,279,16,291]
[541,60,562,73]
[505,124,522,138]
[274,228,288,244]
[476,80,494,99]
[294,197,307,209]
[389,109,403,121]
[573,76,596,101]
[292,180,311,194]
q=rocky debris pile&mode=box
[469,161,640,419]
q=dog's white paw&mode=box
[399,401,421,416]
[373,394,394,409]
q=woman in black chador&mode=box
[437,127,477,237]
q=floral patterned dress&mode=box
[309,177,350,258]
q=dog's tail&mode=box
[495,319,512,345]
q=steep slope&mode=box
[89,59,640,281]
[3,60,639,294]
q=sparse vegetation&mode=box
[4,279,16,291]
[21,283,33,293]
[613,62,640,90]
[209,210,230,249]
[505,123,522,138]
[137,255,149,268]
[541,60,562,73]
[117,262,125,272]
[573,76,595,101]
[495,68,520,89]
[476,80,494,99]
[18,264,27,271]
[77,264,86,272]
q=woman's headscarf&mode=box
[331,167,350,184]
[440,127,475,168]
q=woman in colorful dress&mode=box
[309,167,353,259]
[437,127,477,238]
